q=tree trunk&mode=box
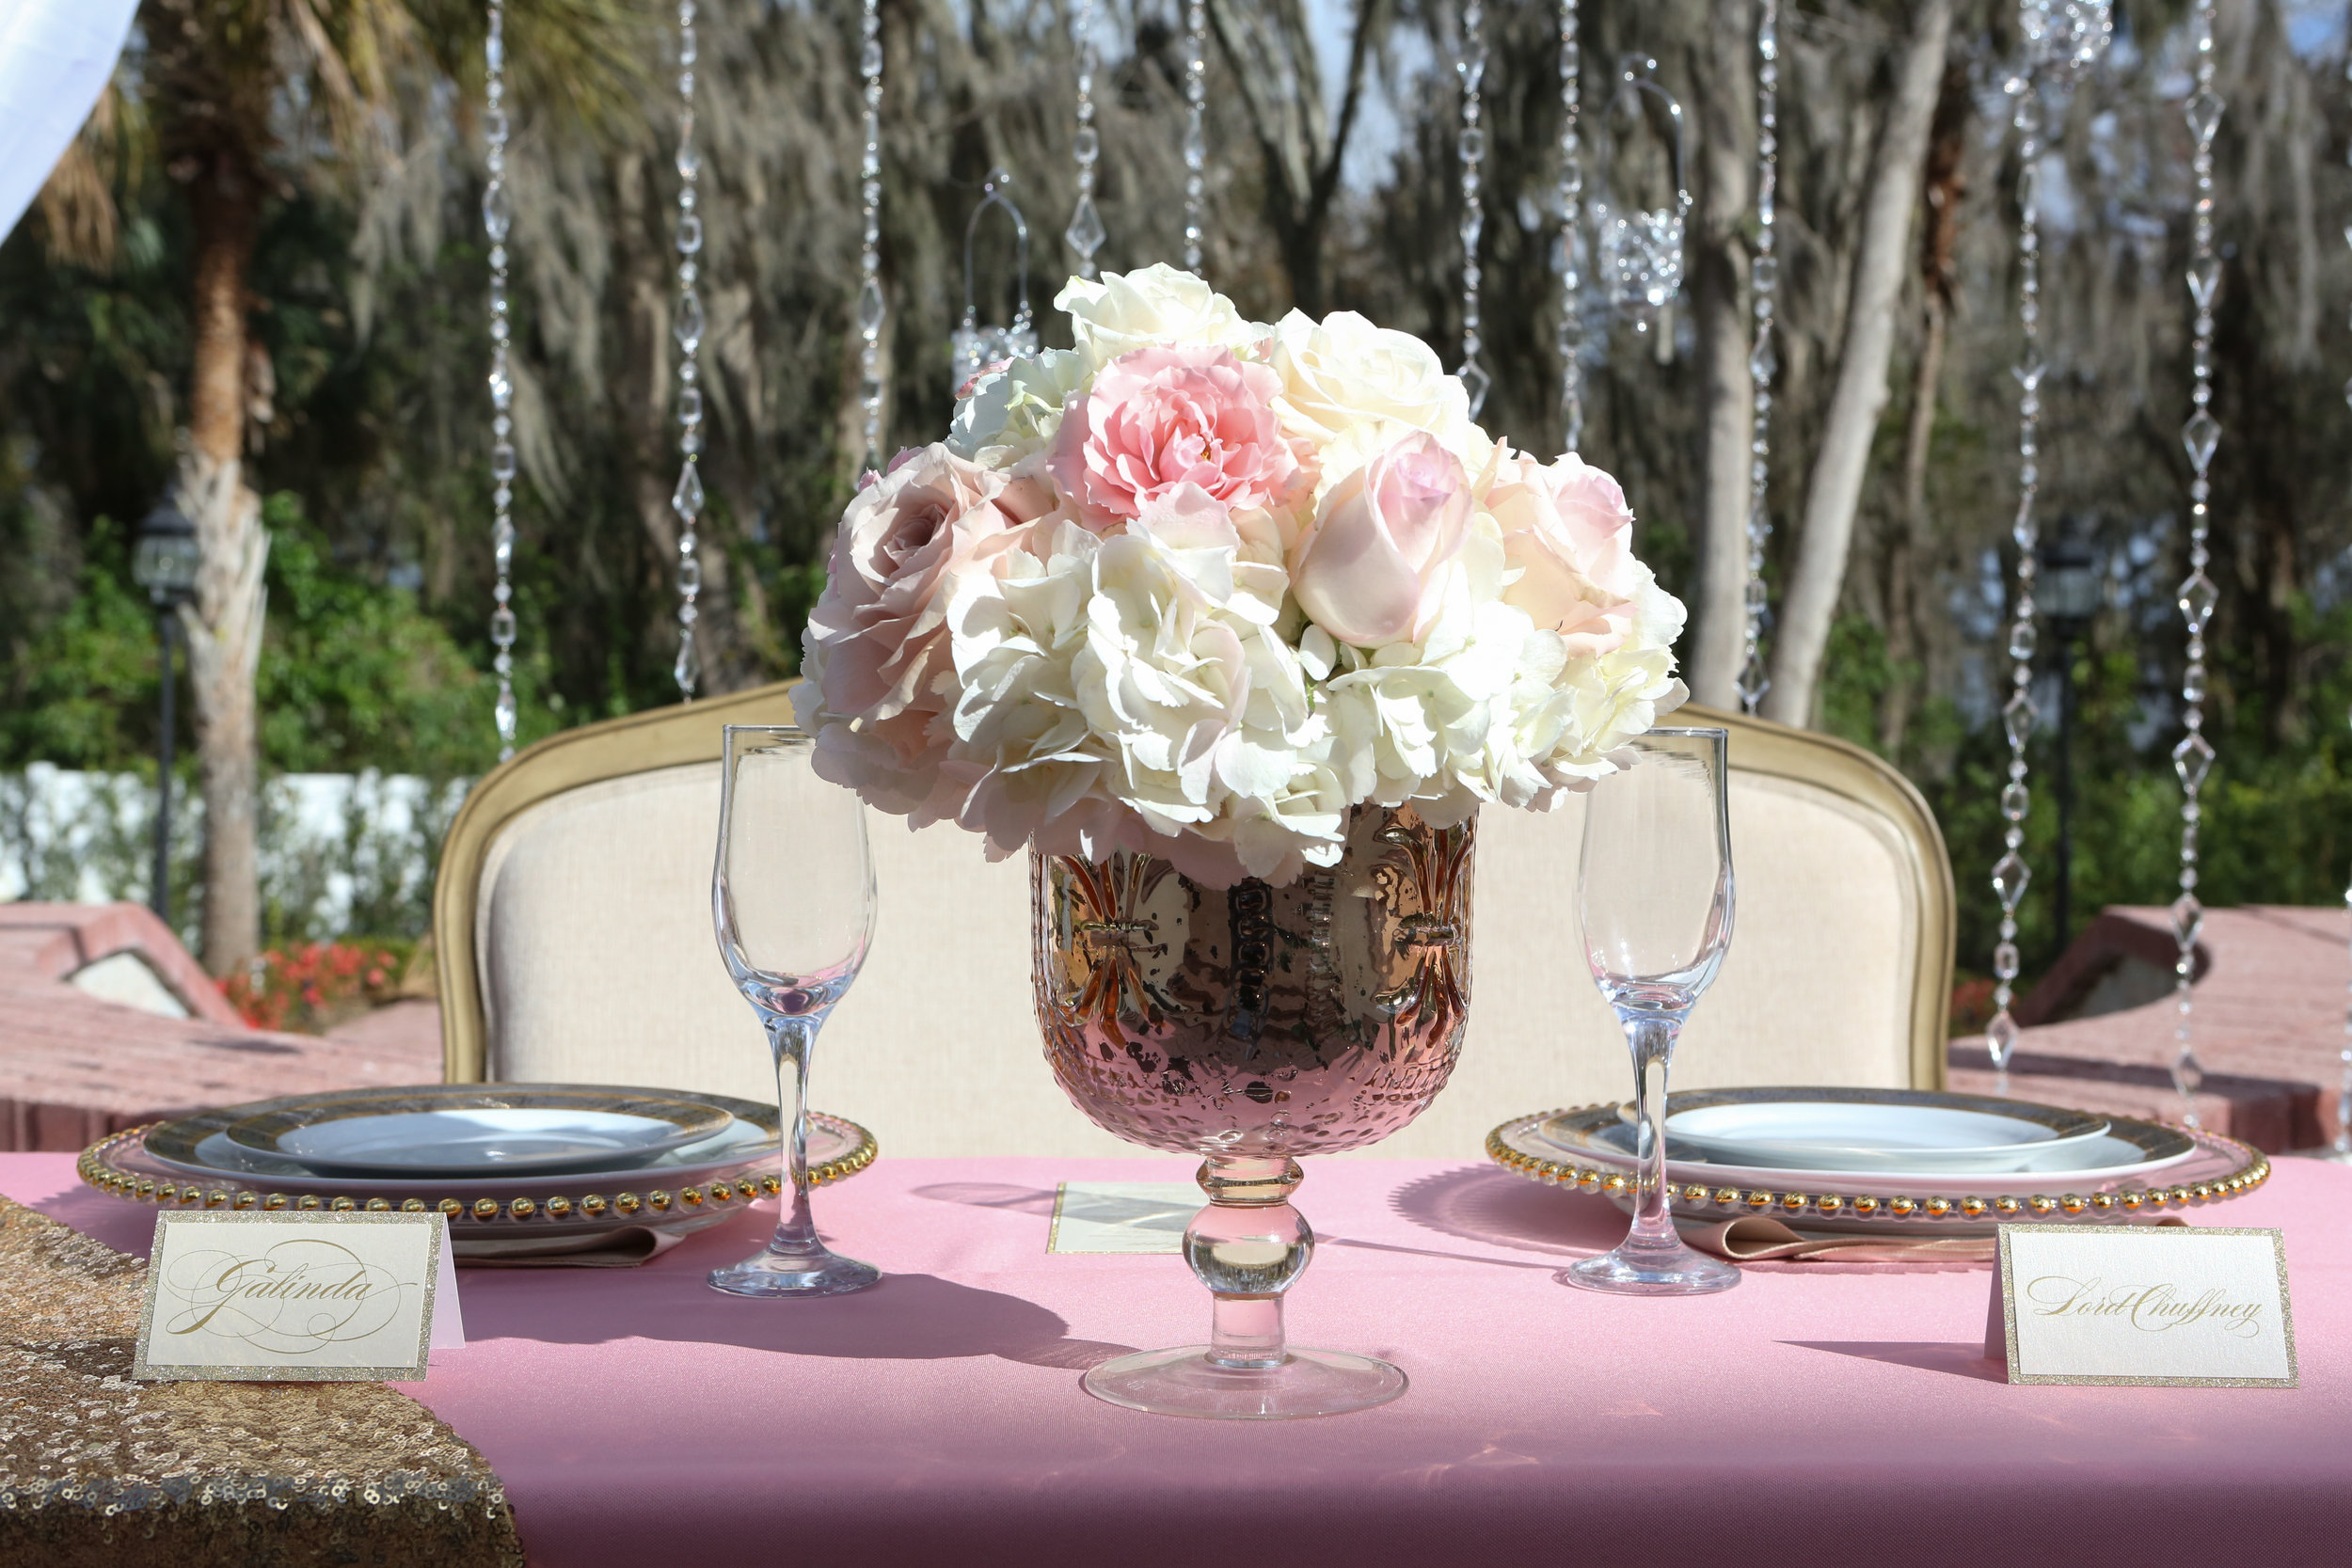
[1683,0,1756,710]
[1883,57,1970,759]
[1762,0,1951,728]
[182,153,267,976]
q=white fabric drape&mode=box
[0,0,139,246]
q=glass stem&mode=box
[1625,1015,1682,1253]
[765,1012,821,1259]
[1189,1156,1311,1371]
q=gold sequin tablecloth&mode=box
[0,1196,523,1567]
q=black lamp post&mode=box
[2037,537,2103,962]
[132,501,201,926]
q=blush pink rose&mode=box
[1287,432,1472,648]
[1484,449,1641,656]
[803,445,1048,787]
[1048,345,1304,526]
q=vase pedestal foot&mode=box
[1082,1345,1406,1419]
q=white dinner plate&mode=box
[1664,1097,2110,1175]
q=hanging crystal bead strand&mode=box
[2170,0,2224,1127]
[669,1,707,700]
[1065,0,1105,279]
[1182,2,1206,274]
[483,2,518,758]
[2336,40,2352,1161]
[856,0,886,471]
[1455,2,1489,420]
[1983,17,2055,1094]
[1736,0,1780,714]
[1555,0,1582,451]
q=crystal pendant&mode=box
[494,686,518,744]
[1993,942,2020,982]
[1064,195,1106,260]
[2186,258,2220,311]
[1991,851,2031,906]
[2185,87,2223,147]
[2011,350,2045,391]
[482,179,514,242]
[1457,360,1491,420]
[2176,571,2217,632]
[673,628,701,695]
[2180,410,2220,472]
[1748,337,1778,385]
[2170,732,2215,793]
[675,289,706,354]
[2170,893,2203,948]
[855,279,885,341]
[2000,781,2029,822]
[2002,690,2038,750]
[2008,621,2038,661]
[672,460,705,520]
[1984,1011,2020,1067]
[2172,1045,2205,1100]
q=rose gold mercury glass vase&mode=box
[1032,803,1474,1418]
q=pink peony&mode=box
[800,445,1048,817]
[1047,345,1304,527]
[1287,432,1473,648]
[1483,449,1641,656]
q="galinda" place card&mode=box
[134,1211,461,1383]
[1985,1224,2296,1387]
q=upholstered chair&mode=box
[436,685,1953,1159]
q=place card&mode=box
[1985,1224,2296,1387]
[135,1211,462,1383]
[1048,1181,1198,1254]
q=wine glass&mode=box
[1564,727,1740,1296]
[707,725,880,1298]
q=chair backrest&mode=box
[437,686,1952,1160]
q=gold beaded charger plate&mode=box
[84,1086,875,1259]
[215,1084,735,1178]
[1488,1101,2264,1238]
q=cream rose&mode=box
[1288,431,1473,648]
[1269,309,1491,479]
[1056,263,1266,372]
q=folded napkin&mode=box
[454,1225,690,1269]
[1681,1213,2189,1271]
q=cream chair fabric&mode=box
[443,690,1951,1160]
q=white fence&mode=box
[0,766,469,945]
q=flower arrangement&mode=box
[797,264,1688,886]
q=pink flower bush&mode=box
[1483,449,1642,657]
[1287,432,1473,648]
[1048,345,1303,526]
[797,447,1048,818]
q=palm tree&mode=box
[130,0,640,973]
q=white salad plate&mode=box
[219,1086,734,1178]
[1662,1094,2111,1175]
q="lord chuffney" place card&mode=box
[1985,1224,2296,1387]
[134,1210,461,1382]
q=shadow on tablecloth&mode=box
[1386,1164,1618,1259]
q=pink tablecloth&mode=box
[9,1152,2349,1567]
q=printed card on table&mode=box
[134,1211,463,1383]
[1986,1224,2296,1387]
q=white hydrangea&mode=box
[945,504,1349,884]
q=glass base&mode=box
[707,1243,880,1298]
[1561,1240,1741,1296]
[1082,1345,1406,1419]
